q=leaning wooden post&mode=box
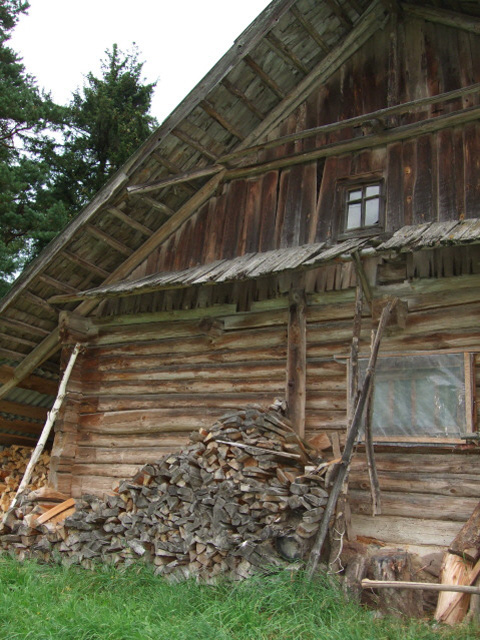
[6,343,82,513]
[364,328,382,515]
[306,298,397,579]
[286,287,307,437]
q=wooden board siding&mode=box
[115,17,480,281]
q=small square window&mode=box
[345,182,382,231]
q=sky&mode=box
[11,0,272,124]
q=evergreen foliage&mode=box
[0,2,157,298]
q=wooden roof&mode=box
[1,0,480,446]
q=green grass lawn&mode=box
[0,555,478,640]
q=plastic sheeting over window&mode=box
[359,353,470,439]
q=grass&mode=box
[0,556,478,640]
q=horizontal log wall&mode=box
[57,307,290,497]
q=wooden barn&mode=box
[1,0,480,563]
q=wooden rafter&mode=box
[0,364,58,396]
[265,32,309,75]
[171,128,219,162]
[290,6,330,53]
[0,170,227,401]
[140,197,174,217]
[38,273,78,295]
[0,316,50,338]
[22,290,59,317]
[345,0,363,16]
[0,332,37,349]
[237,0,386,149]
[0,400,48,421]
[62,249,110,279]
[108,207,153,236]
[221,78,266,121]
[199,100,246,140]
[127,166,224,197]
[402,3,480,35]
[86,224,133,257]
[151,153,196,193]
[0,347,26,362]
[243,55,286,99]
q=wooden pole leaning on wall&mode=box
[306,298,398,580]
[286,287,307,438]
[5,343,82,515]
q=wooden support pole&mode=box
[5,343,82,514]
[306,298,397,579]
[364,329,382,515]
[286,288,307,437]
[362,579,480,595]
[402,3,480,36]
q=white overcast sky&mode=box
[11,0,272,123]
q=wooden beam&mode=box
[243,55,286,99]
[238,0,387,150]
[0,171,226,401]
[265,32,309,75]
[38,273,78,295]
[0,400,48,421]
[0,364,58,396]
[0,433,38,446]
[127,165,224,197]
[286,288,306,437]
[151,153,196,193]
[402,3,480,35]
[290,6,330,53]
[0,347,26,362]
[362,579,480,595]
[0,316,50,338]
[0,416,43,435]
[62,250,110,279]
[171,128,219,162]
[22,290,58,317]
[0,332,37,349]
[221,82,480,164]
[225,104,480,180]
[352,252,373,305]
[107,207,153,236]
[140,197,174,217]
[199,100,246,140]
[86,224,133,256]
[221,78,266,120]
[379,0,401,16]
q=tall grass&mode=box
[0,555,477,640]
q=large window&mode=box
[357,353,475,441]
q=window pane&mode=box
[365,198,380,226]
[346,203,361,228]
[366,185,380,197]
[348,189,362,202]
[358,353,467,439]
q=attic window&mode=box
[357,352,476,442]
[345,183,382,231]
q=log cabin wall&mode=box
[125,15,480,283]
[51,245,480,558]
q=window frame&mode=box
[337,174,385,239]
[348,350,477,445]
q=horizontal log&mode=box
[77,433,190,449]
[76,446,180,465]
[80,407,232,430]
[349,471,480,499]
[0,400,48,421]
[83,360,287,384]
[81,378,286,396]
[0,416,43,436]
[350,489,479,522]
[351,514,463,547]
[350,453,480,475]
[79,392,283,414]
[362,579,480,595]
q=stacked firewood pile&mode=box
[0,408,331,579]
[0,446,50,514]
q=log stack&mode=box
[0,446,51,515]
[0,407,331,580]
